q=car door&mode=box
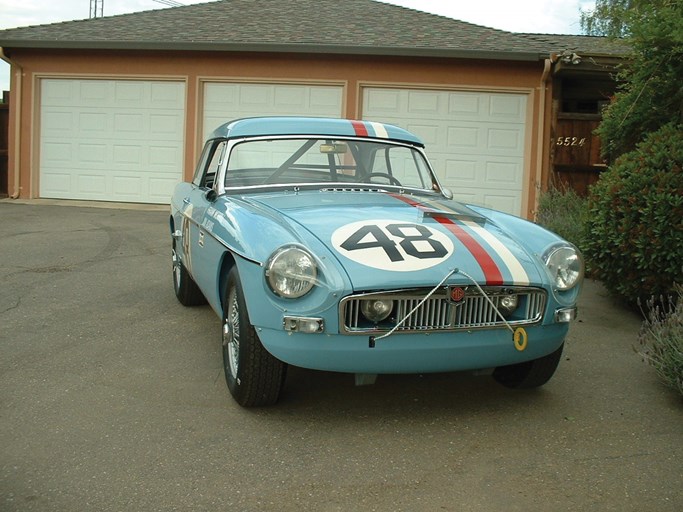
[176,139,227,294]
[185,139,228,305]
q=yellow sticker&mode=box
[513,327,528,351]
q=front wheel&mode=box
[222,267,286,407]
[493,343,564,389]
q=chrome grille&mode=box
[340,287,546,334]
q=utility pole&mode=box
[89,0,104,19]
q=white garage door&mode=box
[363,88,528,216]
[202,83,344,140]
[40,79,185,203]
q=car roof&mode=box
[207,116,424,146]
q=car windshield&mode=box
[224,137,436,191]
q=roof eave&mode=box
[0,40,544,62]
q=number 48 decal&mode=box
[341,223,448,261]
[332,220,454,272]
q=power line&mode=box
[89,0,184,20]
[152,0,185,7]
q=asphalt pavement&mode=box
[0,200,681,512]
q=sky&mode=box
[0,0,596,93]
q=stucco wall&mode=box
[4,49,551,218]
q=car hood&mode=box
[245,190,544,290]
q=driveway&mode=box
[0,200,681,512]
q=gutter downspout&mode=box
[0,47,22,199]
[533,54,557,220]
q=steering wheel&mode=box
[362,172,402,186]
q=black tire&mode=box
[493,343,564,389]
[172,243,206,306]
[222,267,286,407]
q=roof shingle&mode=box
[0,0,629,60]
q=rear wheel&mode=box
[222,267,286,407]
[493,343,564,389]
[172,242,206,306]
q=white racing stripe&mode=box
[368,121,389,139]
[461,220,530,285]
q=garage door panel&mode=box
[445,158,476,180]
[448,92,526,122]
[451,187,519,214]
[407,90,441,114]
[42,142,72,164]
[488,128,523,152]
[309,87,344,110]
[77,173,107,198]
[151,114,181,134]
[364,87,527,216]
[78,112,108,133]
[79,144,107,164]
[79,174,107,194]
[448,93,480,116]
[444,154,522,182]
[149,145,180,169]
[405,123,440,145]
[451,190,478,205]
[149,82,184,107]
[113,144,142,165]
[447,124,524,153]
[485,160,523,186]
[447,126,479,150]
[274,86,306,107]
[203,83,343,140]
[114,113,145,134]
[113,174,142,194]
[39,170,178,203]
[40,79,185,203]
[42,110,74,132]
[204,84,236,107]
[42,80,73,104]
[114,81,144,103]
[79,81,109,104]
[489,94,526,119]
[239,84,272,108]
[363,89,400,112]
[482,193,519,215]
[40,173,71,194]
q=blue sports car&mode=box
[170,117,583,406]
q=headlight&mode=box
[266,246,317,298]
[361,299,394,323]
[544,245,584,291]
[498,294,519,315]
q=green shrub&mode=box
[584,122,683,304]
[638,286,683,397]
[535,185,588,252]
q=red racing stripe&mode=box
[389,193,421,209]
[433,216,504,285]
[350,120,369,136]
[388,193,504,285]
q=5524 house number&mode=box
[556,136,587,147]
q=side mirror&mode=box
[205,189,218,202]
